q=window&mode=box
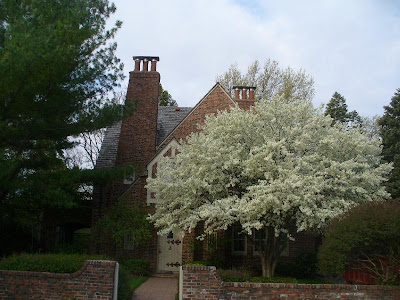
[123,231,135,250]
[253,228,289,256]
[232,224,246,255]
[253,228,267,254]
[123,172,135,185]
[206,232,218,252]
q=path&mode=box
[132,277,178,300]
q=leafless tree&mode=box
[64,89,126,169]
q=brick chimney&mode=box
[232,86,256,110]
[116,56,160,177]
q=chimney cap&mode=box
[232,85,256,90]
[132,56,160,61]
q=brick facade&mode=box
[0,260,118,300]
[157,83,235,152]
[180,265,400,300]
[92,58,318,274]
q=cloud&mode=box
[110,0,400,116]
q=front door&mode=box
[157,231,183,273]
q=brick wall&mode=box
[180,265,400,300]
[158,84,235,151]
[0,260,118,299]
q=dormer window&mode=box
[123,166,135,184]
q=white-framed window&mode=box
[252,228,289,257]
[206,232,218,252]
[232,224,246,255]
[123,166,135,185]
[147,139,179,205]
[123,231,135,250]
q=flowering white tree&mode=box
[147,97,392,277]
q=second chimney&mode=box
[232,86,256,100]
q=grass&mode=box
[129,276,148,291]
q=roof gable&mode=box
[157,83,235,149]
[157,106,192,145]
[96,83,234,170]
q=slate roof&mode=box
[156,106,192,145]
[95,106,192,169]
[95,121,122,169]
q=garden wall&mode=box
[0,260,118,299]
[180,265,400,300]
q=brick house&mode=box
[91,56,317,274]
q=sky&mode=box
[109,0,400,117]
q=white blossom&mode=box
[147,97,392,239]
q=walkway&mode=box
[132,277,178,300]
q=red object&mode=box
[344,268,375,285]
[344,257,400,285]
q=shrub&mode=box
[119,258,150,276]
[251,276,298,283]
[186,260,215,266]
[117,266,132,300]
[94,198,151,248]
[0,253,107,273]
[318,201,400,285]
[274,253,318,279]
[217,268,256,282]
[293,253,318,278]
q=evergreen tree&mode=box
[0,0,125,250]
[159,84,177,106]
[325,92,362,126]
[379,89,400,200]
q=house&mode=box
[91,56,317,274]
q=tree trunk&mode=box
[250,226,286,278]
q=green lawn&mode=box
[129,277,148,291]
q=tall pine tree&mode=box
[379,89,400,200]
[0,0,125,251]
[325,92,361,126]
[159,84,177,106]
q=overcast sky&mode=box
[109,0,400,117]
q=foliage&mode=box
[129,277,148,291]
[94,197,152,248]
[186,261,210,266]
[148,96,391,277]
[250,276,298,283]
[217,267,330,284]
[119,258,150,276]
[0,253,107,273]
[0,0,125,245]
[64,89,126,169]
[379,88,400,200]
[217,268,257,282]
[275,253,318,279]
[159,84,177,106]
[325,92,362,126]
[293,253,319,278]
[0,252,144,299]
[117,266,133,300]
[318,202,400,285]
[361,115,381,141]
[217,268,298,283]
[216,59,315,101]
[203,233,229,268]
